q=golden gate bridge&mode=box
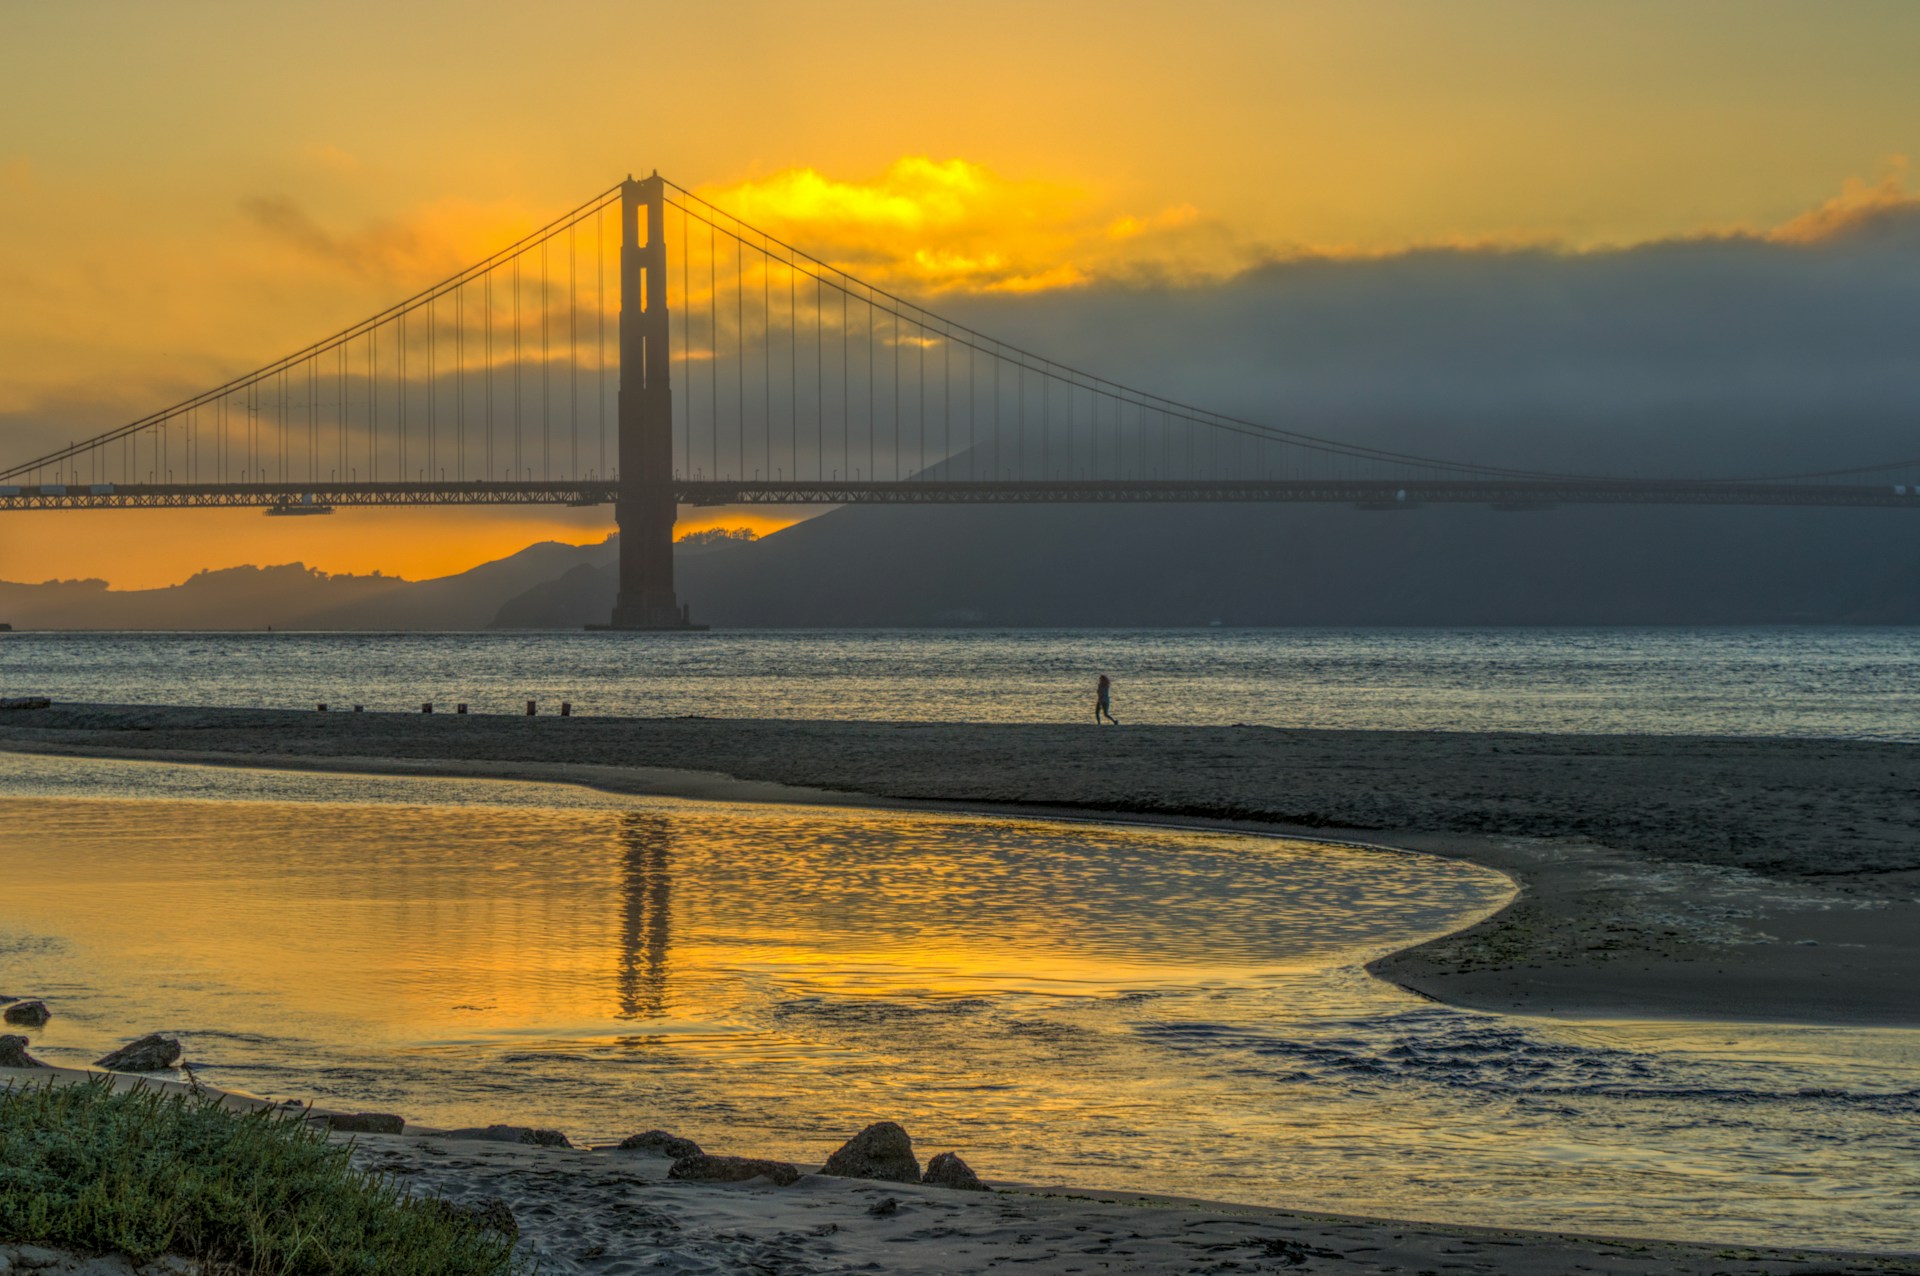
[3,174,1916,628]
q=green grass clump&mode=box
[0,1079,519,1275]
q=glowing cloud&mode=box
[696,158,1232,294]
[1769,159,1917,244]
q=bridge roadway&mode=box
[0,477,1917,513]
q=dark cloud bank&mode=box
[7,200,1920,628]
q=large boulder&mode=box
[667,1153,801,1187]
[922,1151,986,1191]
[821,1121,921,1183]
[94,1033,180,1072]
[521,1127,571,1148]
[2,999,50,1027]
[616,1129,703,1158]
[0,1033,45,1067]
[326,1112,405,1135]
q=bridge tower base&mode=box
[599,173,705,632]
[602,487,705,630]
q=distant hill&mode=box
[9,500,1919,632]
[495,501,1920,628]
[0,538,617,630]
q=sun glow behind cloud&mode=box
[695,157,1240,294]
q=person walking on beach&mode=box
[1095,674,1118,725]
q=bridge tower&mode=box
[607,173,700,630]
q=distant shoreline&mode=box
[2,702,1916,1027]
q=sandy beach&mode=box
[3,703,1918,1272]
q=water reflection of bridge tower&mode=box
[616,811,672,1019]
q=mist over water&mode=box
[4,626,1920,739]
[2,754,1916,1251]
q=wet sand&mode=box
[3,702,1916,1026]
[0,1066,1908,1275]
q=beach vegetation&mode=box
[0,1079,520,1275]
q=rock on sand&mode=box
[2,999,50,1027]
[821,1121,922,1183]
[668,1153,802,1187]
[616,1129,703,1158]
[93,1033,181,1072]
[922,1151,986,1190]
[0,1033,45,1068]
[325,1112,406,1134]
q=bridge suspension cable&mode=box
[660,179,1596,486]
[1,184,625,488]
[6,173,1917,496]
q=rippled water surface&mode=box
[1,754,1915,1251]
[5,626,1920,738]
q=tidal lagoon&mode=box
[3,750,1917,1255]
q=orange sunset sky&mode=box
[4,0,1919,588]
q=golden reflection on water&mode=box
[2,789,1503,1057]
[10,758,1916,1252]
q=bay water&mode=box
[2,626,1918,738]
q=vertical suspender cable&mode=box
[839,281,847,481]
[866,292,874,483]
[815,272,823,481]
[678,201,691,479]
[484,272,492,480]
[428,294,436,480]
[398,313,407,480]
[1042,361,1050,479]
[455,280,464,481]
[762,240,771,480]
[1016,361,1024,479]
[709,220,718,480]
[891,308,899,480]
[541,238,550,481]
[735,234,744,481]
[569,222,577,481]
[513,257,522,480]
[789,253,797,483]
[595,204,602,477]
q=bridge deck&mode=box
[0,478,1916,512]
